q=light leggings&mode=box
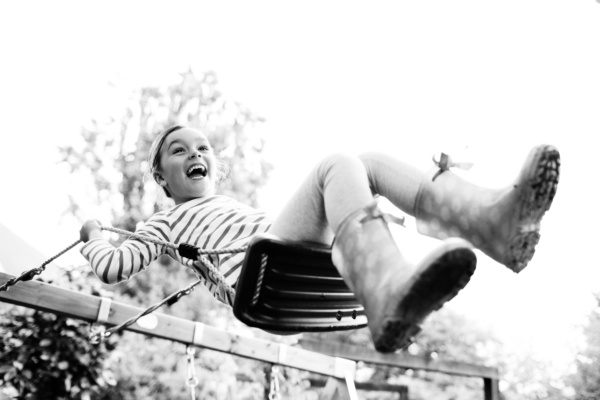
[269,152,427,245]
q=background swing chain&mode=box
[0,239,82,292]
[269,365,282,400]
[186,346,199,400]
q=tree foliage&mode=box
[56,68,276,399]
[569,292,600,400]
[60,68,271,231]
[59,67,272,318]
[0,271,117,400]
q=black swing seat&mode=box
[233,234,368,332]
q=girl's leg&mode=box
[269,153,476,353]
[359,151,425,217]
[269,153,374,243]
[269,151,427,241]
[360,146,561,273]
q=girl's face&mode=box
[155,128,218,204]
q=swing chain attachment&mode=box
[269,365,283,400]
[0,239,82,292]
[186,346,200,400]
[89,324,107,344]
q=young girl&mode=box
[80,125,560,352]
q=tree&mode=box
[569,292,600,400]
[56,68,273,399]
[0,271,117,400]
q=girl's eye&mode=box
[173,147,185,154]
[199,145,210,151]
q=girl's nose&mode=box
[189,150,202,159]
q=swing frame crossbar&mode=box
[0,271,500,400]
[0,271,358,395]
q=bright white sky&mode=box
[1,0,599,375]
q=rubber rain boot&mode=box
[415,144,560,273]
[332,202,477,353]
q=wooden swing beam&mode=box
[0,272,355,379]
[0,272,500,399]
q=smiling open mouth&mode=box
[186,164,207,179]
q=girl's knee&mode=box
[315,153,369,189]
[317,153,363,173]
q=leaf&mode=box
[39,339,52,347]
[18,328,33,337]
[57,361,69,370]
[4,368,16,381]
[65,319,79,327]
[61,329,76,338]
[77,354,91,366]
[102,370,117,386]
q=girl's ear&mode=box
[154,172,166,186]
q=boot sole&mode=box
[374,240,477,352]
[507,145,561,273]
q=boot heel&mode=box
[508,231,541,273]
[520,144,560,220]
[375,241,477,352]
[508,145,561,272]
[416,144,561,273]
[379,321,422,352]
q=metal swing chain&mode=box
[0,223,245,343]
[0,239,82,292]
[0,224,245,295]
[269,365,283,400]
[186,346,200,400]
[89,277,204,343]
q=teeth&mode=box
[186,164,207,177]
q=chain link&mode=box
[269,365,282,400]
[0,239,82,292]
[186,346,199,400]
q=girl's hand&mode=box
[80,220,103,243]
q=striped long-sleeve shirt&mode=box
[80,195,272,306]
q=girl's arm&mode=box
[79,218,169,285]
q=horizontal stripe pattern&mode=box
[81,195,272,306]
